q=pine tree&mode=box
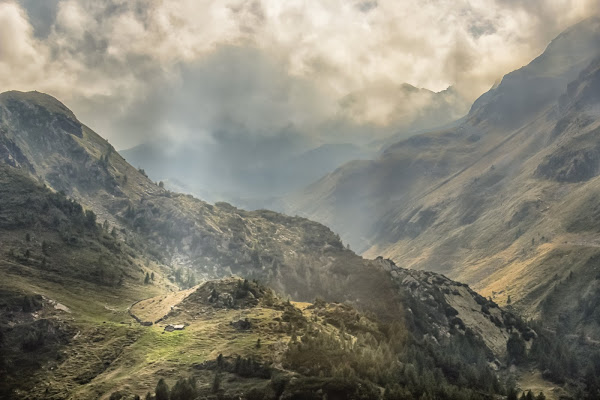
[42,240,50,255]
[507,333,526,365]
[234,355,241,373]
[291,327,297,343]
[212,371,221,393]
[85,209,97,228]
[144,272,150,284]
[155,378,169,400]
[170,377,197,400]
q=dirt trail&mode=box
[129,284,202,325]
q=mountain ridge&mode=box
[0,88,561,398]
[283,17,600,333]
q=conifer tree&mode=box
[155,378,169,400]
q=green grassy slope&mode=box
[0,89,575,398]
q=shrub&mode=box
[21,329,44,351]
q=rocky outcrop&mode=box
[0,133,34,172]
[374,257,534,359]
[536,142,600,182]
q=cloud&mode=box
[0,2,47,82]
[170,46,333,143]
[0,0,597,149]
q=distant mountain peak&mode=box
[467,16,600,127]
[0,90,79,122]
[0,90,83,138]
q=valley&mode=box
[0,6,599,400]
[0,90,548,399]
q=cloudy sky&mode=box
[1,0,599,149]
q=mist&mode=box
[2,0,599,205]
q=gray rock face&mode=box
[373,257,534,359]
[536,143,600,182]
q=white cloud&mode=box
[1,0,598,148]
[0,2,47,86]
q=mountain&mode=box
[0,89,558,398]
[0,91,388,307]
[285,17,600,331]
[337,83,470,134]
[120,140,373,208]
[118,82,470,210]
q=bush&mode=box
[22,295,42,312]
[109,392,123,400]
[21,329,45,351]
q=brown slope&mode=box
[285,18,600,330]
[368,57,600,322]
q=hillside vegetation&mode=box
[0,88,575,398]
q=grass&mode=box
[0,257,163,324]
[0,268,315,399]
[64,302,293,399]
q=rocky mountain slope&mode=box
[0,90,397,310]
[285,17,600,330]
[0,89,563,398]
